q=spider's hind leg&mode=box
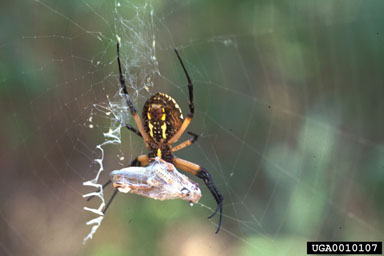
[167,50,195,145]
[116,43,151,146]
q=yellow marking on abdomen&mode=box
[161,108,166,120]
[148,122,154,137]
[157,148,162,158]
[147,107,151,120]
[161,123,167,139]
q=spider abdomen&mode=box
[142,92,184,143]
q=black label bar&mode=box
[307,242,382,254]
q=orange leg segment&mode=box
[167,116,192,144]
[171,132,198,152]
[173,157,223,233]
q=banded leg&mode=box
[168,49,195,144]
[117,43,150,147]
[124,123,142,138]
[172,157,223,233]
[171,132,198,152]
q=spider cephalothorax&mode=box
[88,43,223,233]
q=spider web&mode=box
[1,0,384,255]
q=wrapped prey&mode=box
[110,157,201,204]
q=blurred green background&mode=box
[1,0,383,255]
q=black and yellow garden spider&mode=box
[88,43,223,233]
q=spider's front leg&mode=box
[86,155,150,209]
[172,157,223,233]
[103,154,150,213]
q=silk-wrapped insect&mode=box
[110,157,201,204]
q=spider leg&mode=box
[102,154,150,214]
[86,179,112,202]
[117,43,150,147]
[172,157,223,233]
[103,189,118,214]
[124,123,142,138]
[85,155,149,203]
[174,49,194,117]
[171,131,198,152]
[167,50,194,144]
[116,118,143,138]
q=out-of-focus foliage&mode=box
[1,0,383,255]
